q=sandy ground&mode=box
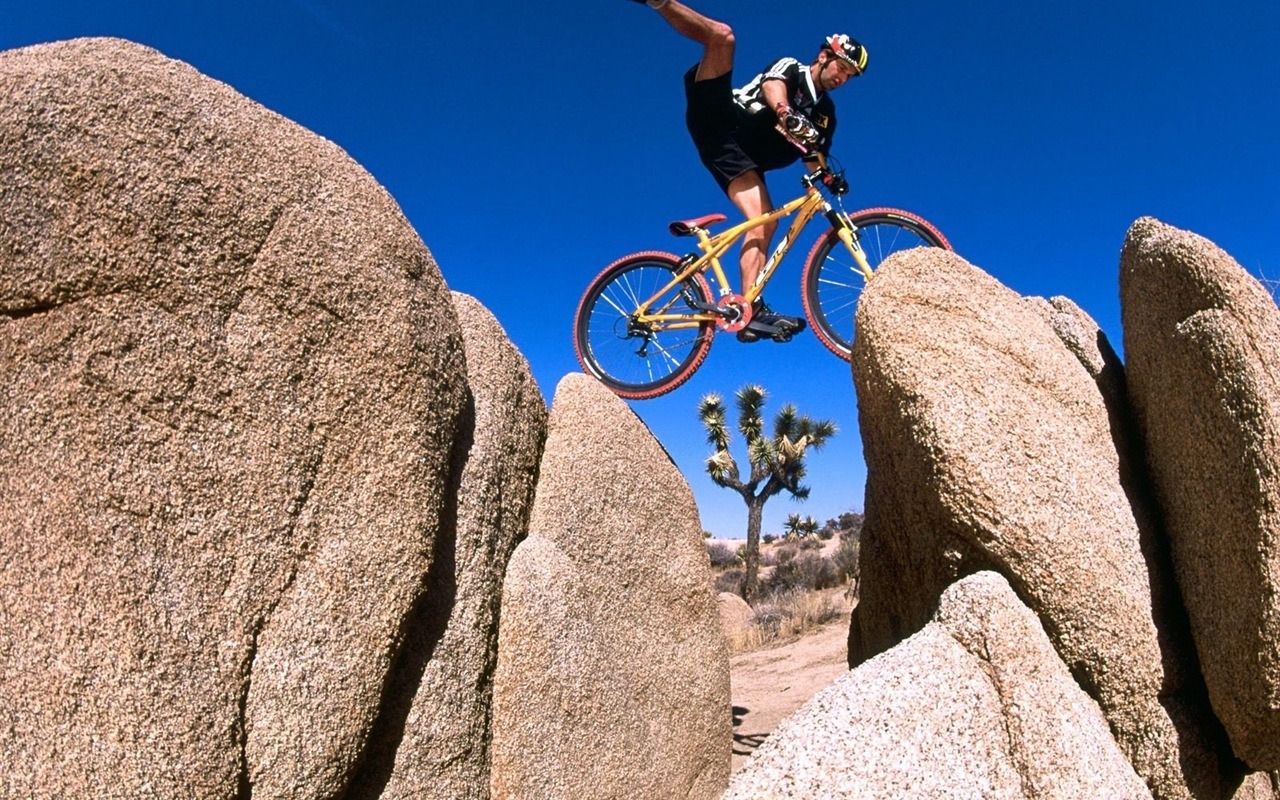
[728,613,851,772]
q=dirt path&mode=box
[729,615,851,772]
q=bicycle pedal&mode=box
[771,332,794,343]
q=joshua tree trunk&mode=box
[741,498,764,603]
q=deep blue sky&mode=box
[4,1,1277,537]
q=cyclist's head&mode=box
[822,34,867,77]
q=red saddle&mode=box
[668,213,728,237]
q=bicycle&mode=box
[573,135,952,400]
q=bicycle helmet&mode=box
[824,34,868,74]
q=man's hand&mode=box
[782,111,819,143]
[823,173,849,195]
[775,102,819,144]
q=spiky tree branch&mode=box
[736,385,766,441]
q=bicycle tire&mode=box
[802,208,951,361]
[573,251,716,400]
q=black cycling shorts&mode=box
[684,65,758,194]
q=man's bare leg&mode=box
[727,171,803,337]
[647,1,735,80]
[639,2,801,336]
[726,170,776,296]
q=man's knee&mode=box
[693,20,734,80]
[708,21,735,50]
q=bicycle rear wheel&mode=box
[802,208,951,360]
[573,251,715,400]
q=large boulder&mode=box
[849,248,1225,799]
[1121,217,1280,769]
[0,39,467,798]
[725,572,1152,799]
[1025,294,1201,695]
[350,293,548,799]
[490,373,731,800]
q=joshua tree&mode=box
[783,514,805,541]
[783,513,820,541]
[698,385,836,603]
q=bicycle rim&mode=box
[803,209,950,360]
[573,252,714,399]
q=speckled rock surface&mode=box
[1024,294,1200,696]
[718,592,756,642]
[1025,295,1118,381]
[849,248,1224,799]
[1122,217,1280,770]
[725,572,1151,799]
[490,373,730,800]
[0,38,466,798]
[1233,772,1280,800]
[352,293,547,800]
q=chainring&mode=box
[716,293,753,333]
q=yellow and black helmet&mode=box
[824,34,868,74]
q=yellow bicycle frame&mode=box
[634,156,873,330]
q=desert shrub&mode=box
[836,511,864,533]
[765,552,840,595]
[821,511,865,540]
[774,544,797,565]
[706,541,739,568]
[798,537,823,551]
[714,568,744,595]
[762,533,777,545]
[729,589,846,651]
[833,534,860,583]
[817,526,835,541]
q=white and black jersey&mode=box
[682,56,838,194]
[731,57,837,171]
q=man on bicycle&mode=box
[630,0,867,343]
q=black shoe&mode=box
[752,299,805,333]
[736,329,762,344]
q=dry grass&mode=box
[726,588,851,653]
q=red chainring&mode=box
[716,294,753,333]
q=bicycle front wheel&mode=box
[802,208,951,360]
[573,251,715,400]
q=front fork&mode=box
[827,208,874,281]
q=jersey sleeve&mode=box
[761,57,803,91]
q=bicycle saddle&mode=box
[668,213,727,237]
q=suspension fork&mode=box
[827,207,875,281]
